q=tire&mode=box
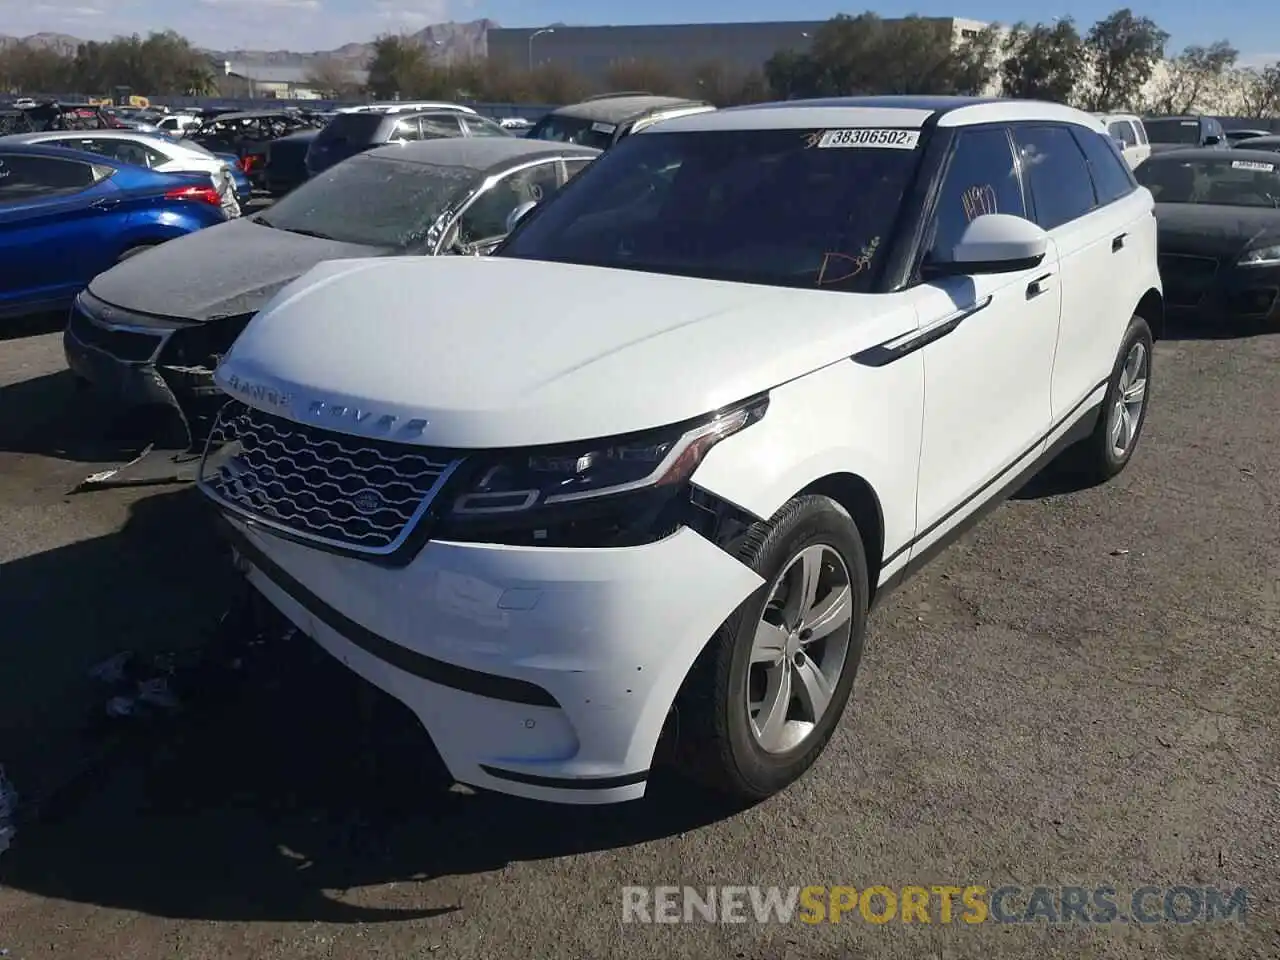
[117,244,155,263]
[672,494,869,803]
[1068,312,1154,484]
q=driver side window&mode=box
[925,127,1027,266]
[455,163,560,244]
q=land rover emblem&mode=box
[352,489,383,515]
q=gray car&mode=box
[65,138,601,448]
[525,93,715,150]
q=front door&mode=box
[911,125,1062,554]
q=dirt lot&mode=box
[0,315,1276,959]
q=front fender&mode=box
[691,356,923,582]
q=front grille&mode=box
[198,400,462,555]
[1158,253,1220,307]
[67,304,164,362]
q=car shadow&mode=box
[1158,315,1279,341]
[0,368,188,467]
[0,490,739,925]
[0,310,65,343]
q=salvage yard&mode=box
[0,316,1277,958]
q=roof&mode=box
[0,140,125,164]
[554,95,707,123]
[364,137,600,172]
[1233,134,1280,143]
[200,110,298,122]
[2,129,173,143]
[653,96,1101,134]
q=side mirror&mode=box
[1203,134,1222,147]
[1112,136,1127,152]
[506,200,537,233]
[929,214,1049,276]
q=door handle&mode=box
[90,197,119,211]
[1026,272,1054,299]
[1112,233,1127,252]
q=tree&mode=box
[524,62,589,104]
[763,13,999,100]
[0,44,73,93]
[366,34,430,99]
[1082,9,1168,111]
[1145,41,1238,115]
[1235,63,1280,119]
[1000,18,1084,103]
[603,58,682,96]
[304,58,359,98]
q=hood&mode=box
[1154,203,1280,258]
[88,217,388,322]
[216,256,917,449]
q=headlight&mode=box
[434,396,768,547]
[1238,244,1280,266]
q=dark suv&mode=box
[1144,115,1229,154]
[304,110,511,177]
[525,93,715,150]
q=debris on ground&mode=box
[1110,548,1130,556]
[0,766,18,856]
[69,445,200,493]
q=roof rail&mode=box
[582,91,653,101]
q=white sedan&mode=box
[0,129,242,218]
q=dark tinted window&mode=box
[527,114,615,150]
[461,115,511,138]
[1135,155,1280,208]
[1145,118,1202,145]
[389,117,422,142]
[500,128,923,291]
[1107,120,1137,146]
[1073,129,1137,204]
[421,115,463,139]
[0,153,98,201]
[925,127,1026,265]
[315,113,385,145]
[67,138,167,169]
[254,153,478,248]
[1012,125,1097,229]
[455,162,561,244]
[563,158,592,180]
[1134,122,1148,145]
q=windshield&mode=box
[315,113,385,144]
[178,139,216,158]
[1136,156,1280,207]
[527,114,615,150]
[499,128,921,290]
[1145,119,1202,144]
[255,153,479,248]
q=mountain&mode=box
[0,19,496,68]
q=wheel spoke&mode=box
[797,546,825,621]
[802,584,852,641]
[751,621,788,664]
[793,654,834,722]
[1110,404,1125,446]
[752,665,792,751]
[1124,376,1146,405]
[1119,406,1133,450]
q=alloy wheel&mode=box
[747,544,854,754]
[1109,340,1148,459]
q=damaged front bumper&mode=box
[64,292,251,448]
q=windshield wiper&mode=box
[280,226,338,241]
[250,214,274,228]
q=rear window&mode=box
[253,153,479,248]
[1136,155,1280,207]
[527,114,616,150]
[1145,119,1201,145]
[315,113,386,144]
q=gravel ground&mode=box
[0,317,1276,959]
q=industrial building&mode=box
[486,18,993,83]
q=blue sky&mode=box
[3,0,1277,64]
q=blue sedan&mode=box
[0,142,230,319]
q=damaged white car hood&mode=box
[215,256,916,448]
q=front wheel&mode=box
[672,495,869,803]
[1068,313,1153,483]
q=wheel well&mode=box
[1136,288,1164,340]
[797,473,884,602]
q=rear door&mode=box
[0,153,121,309]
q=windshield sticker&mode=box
[817,237,880,285]
[962,184,998,221]
[591,121,617,134]
[1232,159,1275,172]
[807,128,920,149]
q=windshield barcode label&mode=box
[814,128,920,149]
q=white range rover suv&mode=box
[198,96,1162,806]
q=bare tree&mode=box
[1235,64,1280,119]
[304,58,359,98]
[1145,41,1238,114]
